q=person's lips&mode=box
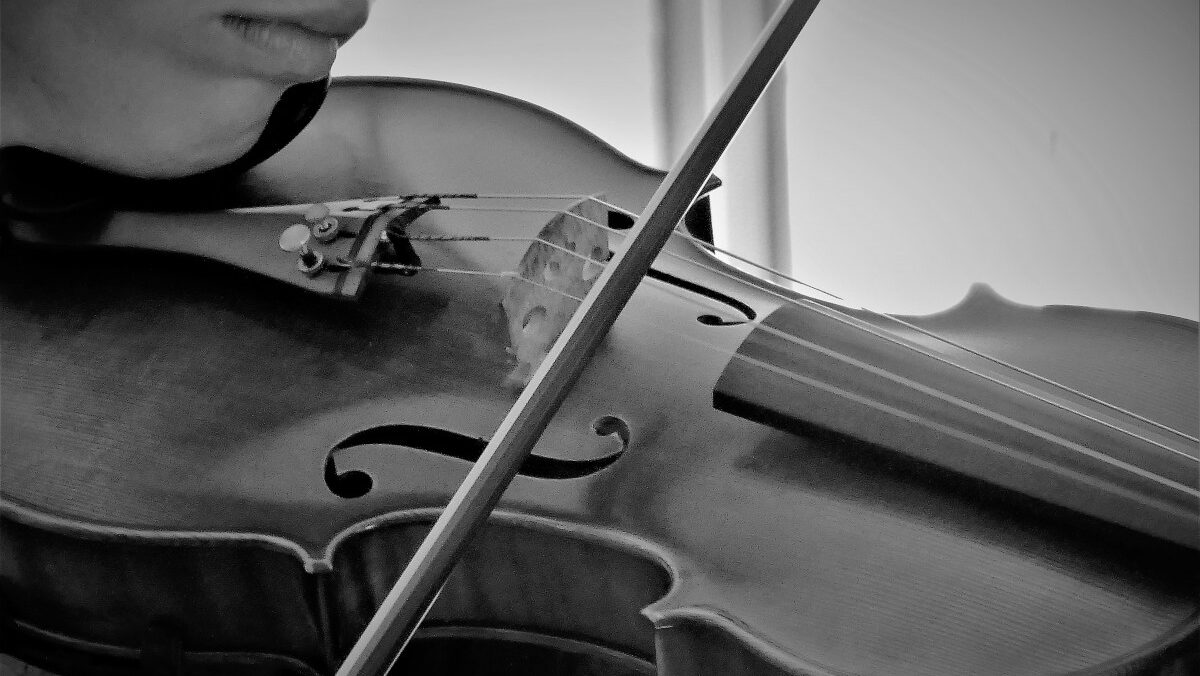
[227,1,369,46]
[217,3,368,81]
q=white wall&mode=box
[785,0,1198,318]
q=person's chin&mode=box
[156,130,266,179]
[99,118,266,180]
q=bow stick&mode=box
[336,1,823,673]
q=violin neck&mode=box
[714,300,1200,550]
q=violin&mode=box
[2,10,1197,676]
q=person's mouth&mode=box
[218,5,367,81]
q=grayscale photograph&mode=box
[1,1,1197,675]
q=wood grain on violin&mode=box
[2,80,1197,676]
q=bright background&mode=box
[333,0,1198,320]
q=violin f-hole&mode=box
[323,423,630,498]
[324,454,374,499]
[643,267,756,326]
[592,415,631,447]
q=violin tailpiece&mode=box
[6,199,439,300]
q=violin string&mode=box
[501,196,1199,448]
[627,311,1198,498]
[400,193,597,201]
[406,197,1198,451]
[401,234,605,264]
[635,308,1194,496]
[405,259,1196,496]
[583,195,1200,445]
[367,263,587,303]
[364,208,1200,489]
[399,202,843,299]
[623,282,1199,486]
[395,233,606,267]
[408,197,1199,453]
[409,195,1185,441]
[369,263,508,277]
[400,234,532,243]
[742,318,1198,491]
[620,224,1200,459]
[367,244,1198,495]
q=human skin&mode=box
[0,0,369,178]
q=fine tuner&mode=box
[5,192,623,299]
[278,224,326,276]
[275,202,343,276]
[4,194,451,299]
[277,201,414,277]
[277,200,405,279]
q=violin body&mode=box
[2,79,1197,676]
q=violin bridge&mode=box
[500,195,612,390]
